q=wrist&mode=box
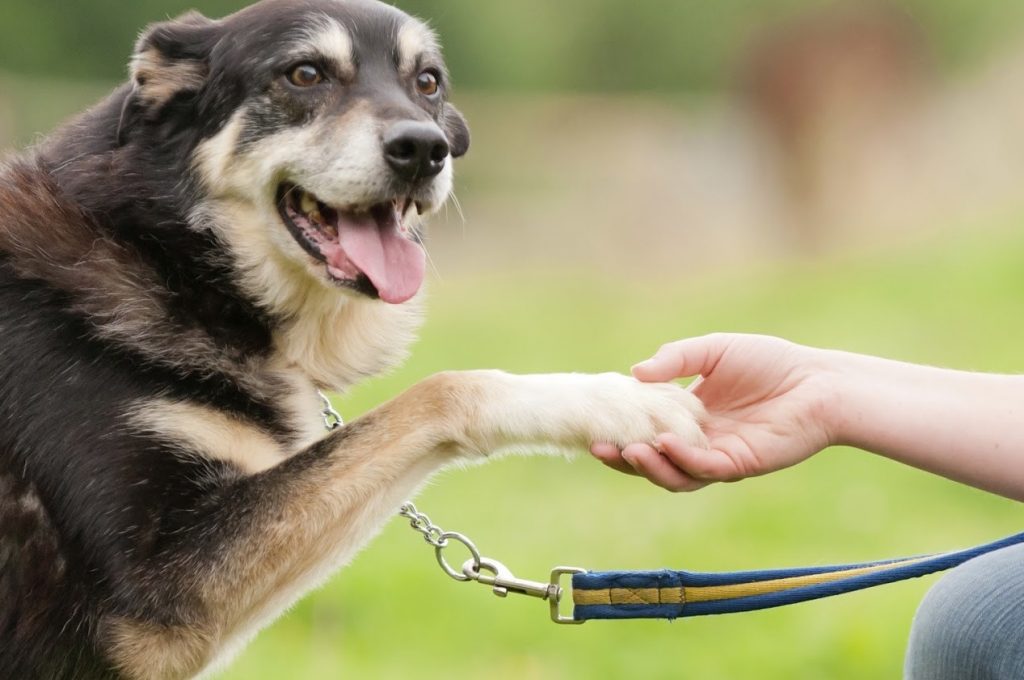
[803,346,863,449]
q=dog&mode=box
[0,1,707,677]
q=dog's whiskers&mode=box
[448,191,467,240]
[449,191,467,225]
[280,184,303,208]
[422,237,443,281]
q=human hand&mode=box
[591,334,838,492]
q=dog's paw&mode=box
[455,370,707,456]
[574,373,707,449]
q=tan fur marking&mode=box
[397,19,440,72]
[129,400,286,474]
[191,114,245,197]
[131,48,208,108]
[107,618,213,680]
[297,15,355,78]
[267,360,333,453]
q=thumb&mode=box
[632,334,727,383]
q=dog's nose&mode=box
[383,122,450,181]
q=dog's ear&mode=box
[118,11,220,144]
[442,104,471,158]
[131,11,219,108]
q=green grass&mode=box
[223,222,1024,679]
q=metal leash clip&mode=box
[400,502,587,624]
[463,557,588,625]
[317,400,587,624]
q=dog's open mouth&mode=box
[276,184,426,304]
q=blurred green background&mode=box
[2,1,1024,678]
[2,0,1024,88]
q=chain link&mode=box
[318,391,344,431]
[316,399,482,580]
[400,502,484,581]
[315,391,582,622]
[399,502,447,548]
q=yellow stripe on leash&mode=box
[574,556,931,607]
[683,556,928,603]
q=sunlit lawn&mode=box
[221,219,1023,679]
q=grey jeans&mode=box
[904,543,1024,679]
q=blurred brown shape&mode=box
[741,2,931,251]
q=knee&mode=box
[904,544,1024,680]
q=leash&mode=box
[319,393,1024,625]
[397,500,1024,624]
[570,532,1024,621]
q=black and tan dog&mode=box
[0,1,706,677]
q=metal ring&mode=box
[434,531,482,582]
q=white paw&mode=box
[574,373,707,449]
[463,370,707,456]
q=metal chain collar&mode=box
[317,390,584,623]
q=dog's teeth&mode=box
[309,209,323,224]
[300,192,318,215]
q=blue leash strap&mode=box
[571,531,1024,621]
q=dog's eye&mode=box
[288,64,324,88]
[415,70,440,97]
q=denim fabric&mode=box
[905,543,1024,679]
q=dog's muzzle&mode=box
[276,185,426,304]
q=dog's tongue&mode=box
[329,208,425,304]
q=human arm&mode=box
[591,333,1024,501]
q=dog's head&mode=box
[121,0,469,306]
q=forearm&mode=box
[824,349,1024,501]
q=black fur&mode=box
[0,1,468,677]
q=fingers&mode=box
[590,443,638,476]
[632,334,729,384]
[619,443,709,493]
[654,433,746,482]
[591,442,706,491]
[592,432,752,492]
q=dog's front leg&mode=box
[104,370,703,680]
[445,370,707,457]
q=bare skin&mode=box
[592,333,1024,502]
